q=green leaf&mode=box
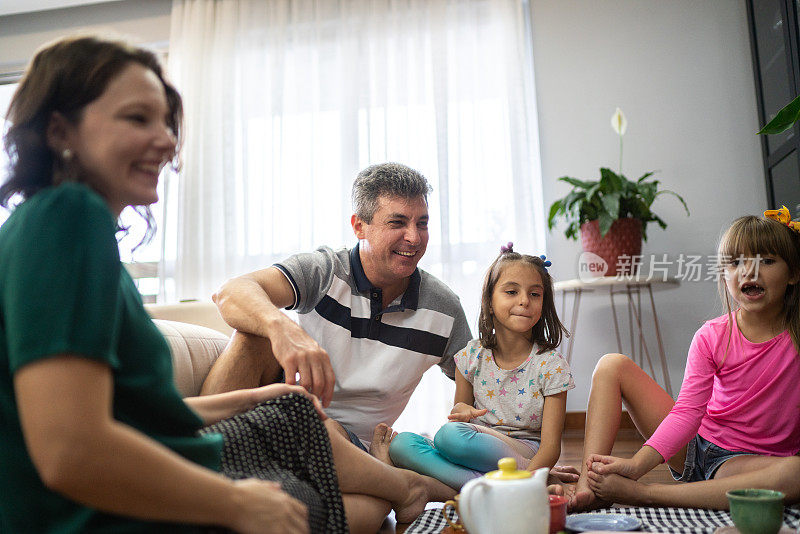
[758,93,800,135]
[624,197,652,222]
[547,200,563,229]
[565,223,579,240]
[601,192,621,220]
[585,183,602,201]
[564,191,586,210]
[636,171,656,183]
[637,181,658,206]
[558,176,596,190]
[655,190,691,216]
[599,168,623,192]
[580,202,597,222]
[598,212,615,237]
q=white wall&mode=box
[532,0,765,409]
[1,0,767,411]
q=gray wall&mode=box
[1,0,767,410]
[0,0,170,69]
[532,0,765,409]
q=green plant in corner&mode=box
[547,108,690,241]
[758,93,800,134]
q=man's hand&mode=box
[270,320,335,407]
[212,268,337,407]
[447,402,488,422]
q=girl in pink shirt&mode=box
[569,211,800,511]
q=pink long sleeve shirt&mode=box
[644,314,800,462]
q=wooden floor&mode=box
[381,428,677,533]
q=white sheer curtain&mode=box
[167,0,544,436]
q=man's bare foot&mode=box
[587,471,646,506]
[393,470,456,524]
[369,423,397,465]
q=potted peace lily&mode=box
[547,108,690,276]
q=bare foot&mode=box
[369,423,397,465]
[571,488,612,511]
[569,475,612,512]
[393,470,456,524]
[587,471,645,506]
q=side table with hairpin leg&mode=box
[554,275,680,397]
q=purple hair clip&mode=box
[500,241,514,254]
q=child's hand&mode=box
[586,454,641,480]
[448,402,488,422]
[549,464,580,483]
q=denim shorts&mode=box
[343,424,368,452]
[669,434,756,482]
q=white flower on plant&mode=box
[611,107,627,136]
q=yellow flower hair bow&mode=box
[764,205,800,232]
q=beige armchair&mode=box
[145,301,231,397]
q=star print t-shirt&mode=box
[454,339,575,439]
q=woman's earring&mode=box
[62,148,73,161]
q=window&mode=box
[0,82,17,226]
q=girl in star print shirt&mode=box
[388,245,574,489]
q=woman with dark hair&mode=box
[0,34,451,533]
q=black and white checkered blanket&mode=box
[405,505,800,533]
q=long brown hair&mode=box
[478,250,569,354]
[1,34,183,244]
[717,215,800,353]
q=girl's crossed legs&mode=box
[388,422,538,490]
[572,353,800,511]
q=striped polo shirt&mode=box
[275,245,471,443]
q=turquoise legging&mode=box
[388,422,538,490]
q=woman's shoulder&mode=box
[0,183,117,260]
[40,183,111,217]
[15,183,113,226]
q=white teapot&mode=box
[458,457,550,534]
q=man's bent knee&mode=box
[201,331,281,394]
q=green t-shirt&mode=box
[0,183,223,533]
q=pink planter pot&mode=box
[579,218,643,276]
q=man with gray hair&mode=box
[202,162,472,451]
